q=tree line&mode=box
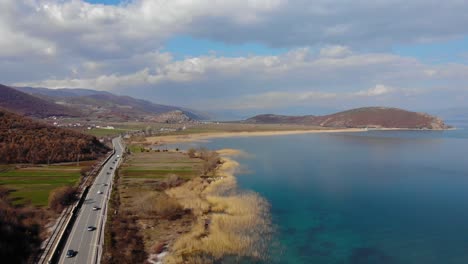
[0,110,110,164]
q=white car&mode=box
[92,206,100,211]
[97,191,103,194]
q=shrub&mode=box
[166,174,183,188]
[201,152,221,176]
[136,192,185,220]
[0,187,44,263]
[48,186,77,212]
[187,148,197,158]
[80,166,93,177]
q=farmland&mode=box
[0,162,93,206]
[121,153,200,180]
[83,127,129,137]
[103,149,204,263]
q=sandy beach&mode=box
[147,128,367,145]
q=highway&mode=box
[58,137,124,264]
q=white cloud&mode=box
[220,84,411,110]
[14,47,468,110]
[2,0,468,113]
[2,0,468,62]
[319,45,352,58]
[222,91,338,110]
[355,84,394,97]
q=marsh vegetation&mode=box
[103,143,271,264]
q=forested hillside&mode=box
[0,110,110,164]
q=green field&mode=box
[0,164,86,206]
[84,128,129,137]
[122,151,202,180]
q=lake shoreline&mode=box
[148,126,457,263]
[146,127,453,145]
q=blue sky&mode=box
[2,0,468,117]
[164,35,287,59]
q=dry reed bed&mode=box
[165,151,272,263]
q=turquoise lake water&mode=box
[171,122,468,264]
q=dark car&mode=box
[109,167,113,170]
[66,249,76,258]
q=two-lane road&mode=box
[58,137,124,264]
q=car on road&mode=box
[92,206,100,211]
[109,167,113,170]
[66,250,76,258]
[107,172,110,175]
[97,191,103,194]
[103,183,108,186]
[87,226,95,231]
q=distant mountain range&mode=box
[245,107,449,129]
[0,84,80,118]
[15,86,111,98]
[2,85,208,121]
[0,109,109,164]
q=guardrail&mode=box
[36,145,117,264]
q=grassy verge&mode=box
[83,128,129,137]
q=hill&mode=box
[0,109,110,164]
[0,84,80,118]
[245,107,449,129]
[15,86,208,121]
[15,86,110,98]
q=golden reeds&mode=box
[164,150,272,263]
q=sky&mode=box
[1,0,468,118]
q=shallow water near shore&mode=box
[170,122,468,264]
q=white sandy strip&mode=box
[147,128,367,145]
